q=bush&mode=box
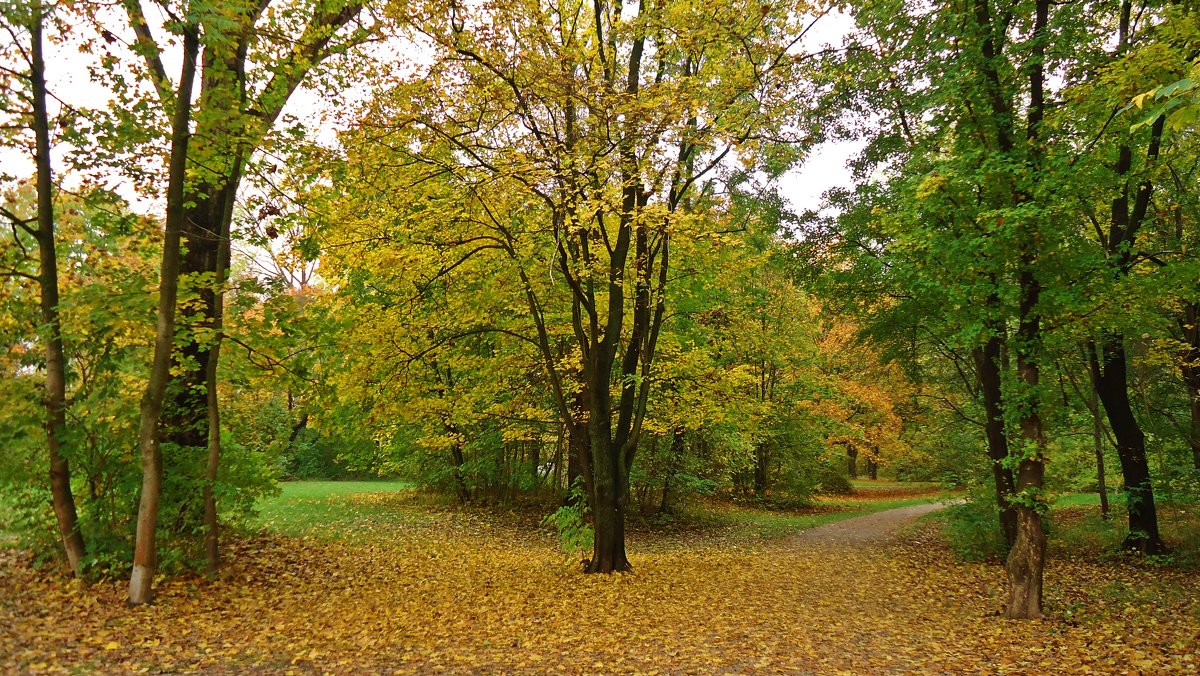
[943,482,1009,562]
[542,480,593,562]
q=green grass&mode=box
[251,480,418,537]
[850,479,940,490]
[758,496,947,538]
[674,494,949,542]
[251,480,950,547]
[1053,492,1104,507]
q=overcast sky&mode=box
[5,4,860,220]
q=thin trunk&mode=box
[565,389,588,503]
[1006,269,1047,620]
[1093,2,1166,552]
[30,10,86,577]
[754,445,769,496]
[1180,302,1200,471]
[450,444,470,504]
[202,179,234,576]
[1089,338,1164,553]
[162,181,238,534]
[973,339,1017,546]
[203,350,220,576]
[659,428,685,514]
[846,445,858,480]
[1090,381,1111,520]
[129,28,200,606]
[867,457,878,481]
[1006,456,1046,619]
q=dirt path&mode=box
[791,501,955,546]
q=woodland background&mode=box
[1,0,1199,641]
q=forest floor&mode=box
[2,482,1199,674]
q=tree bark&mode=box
[1090,2,1167,553]
[1180,302,1200,471]
[658,428,686,514]
[202,177,234,577]
[846,444,858,480]
[30,9,86,577]
[1091,382,1111,520]
[129,28,200,606]
[1005,0,1049,619]
[1006,457,1046,619]
[867,457,878,481]
[587,429,630,573]
[1006,268,1047,620]
[161,179,239,537]
[566,389,589,502]
[973,339,1017,547]
[1089,339,1164,553]
[450,444,470,504]
[754,445,770,496]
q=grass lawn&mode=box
[251,480,418,537]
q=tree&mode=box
[340,0,815,571]
[820,0,1094,619]
[104,0,373,602]
[0,0,86,576]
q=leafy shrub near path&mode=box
[942,482,1009,562]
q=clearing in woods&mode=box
[1,481,1197,673]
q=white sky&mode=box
[4,4,860,221]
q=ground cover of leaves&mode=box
[2,493,1198,674]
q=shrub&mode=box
[943,482,1009,562]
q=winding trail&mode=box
[791,500,956,546]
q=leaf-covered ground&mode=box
[2,488,1198,673]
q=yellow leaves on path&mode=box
[2,500,1198,673]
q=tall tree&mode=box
[331,0,814,571]
[1084,1,1167,555]
[112,0,372,599]
[127,15,200,606]
[0,0,87,576]
[822,0,1087,618]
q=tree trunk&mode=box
[1090,381,1111,520]
[1006,269,1047,620]
[203,353,220,576]
[1089,338,1164,553]
[565,389,588,504]
[1005,460,1046,620]
[587,438,630,574]
[846,445,858,480]
[161,180,239,535]
[754,445,769,497]
[450,444,470,503]
[1006,359,1047,620]
[867,457,878,481]
[586,401,631,573]
[659,429,686,514]
[129,29,200,606]
[973,340,1017,547]
[1180,302,1200,471]
[30,11,86,577]
[202,176,234,576]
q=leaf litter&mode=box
[2,493,1197,674]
